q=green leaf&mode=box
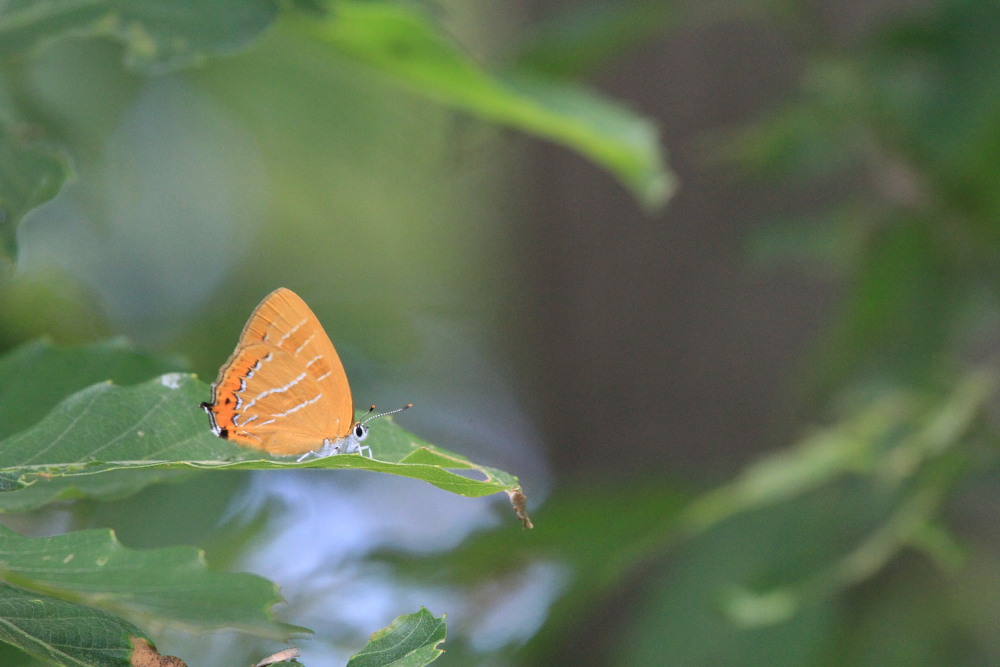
[308,0,672,209]
[0,343,530,522]
[0,339,183,440]
[0,0,281,74]
[0,640,49,667]
[0,523,299,639]
[0,375,524,494]
[0,122,71,263]
[0,581,144,667]
[0,340,189,511]
[347,608,446,667]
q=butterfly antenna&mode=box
[361,403,413,425]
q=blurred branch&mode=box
[680,369,997,540]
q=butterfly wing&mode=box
[203,288,355,455]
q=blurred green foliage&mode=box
[0,0,671,273]
[495,1,1000,665]
[390,0,1000,664]
[2,0,1000,666]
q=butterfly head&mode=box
[311,403,412,459]
[337,421,370,455]
[353,422,369,441]
[351,404,412,449]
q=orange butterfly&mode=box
[201,288,409,460]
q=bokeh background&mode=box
[3,0,1000,665]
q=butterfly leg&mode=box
[297,442,338,462]
[358,444,373,458]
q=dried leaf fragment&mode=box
[254,647,301,666]
[508,487,534,529]
[130,637,186,667]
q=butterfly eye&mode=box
[355,424,369,440]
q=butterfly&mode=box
[201,288,409,460]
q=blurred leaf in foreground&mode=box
[307,0,673,209]
[0,524,300,639]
